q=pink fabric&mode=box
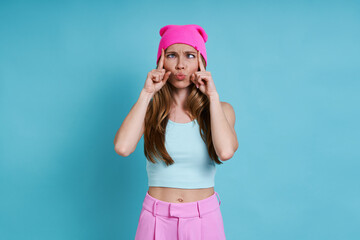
[156,24,208,67]
[135,191,226,240]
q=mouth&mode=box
[175,74,186,80]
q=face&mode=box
[162,43,200,88]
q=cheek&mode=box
[191,66,198,73]
[163,61,172,70]
[191,62,198,71]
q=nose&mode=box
[175,56,185,70]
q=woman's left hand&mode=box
[190,50,218,98]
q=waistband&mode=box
[142,191,221,218]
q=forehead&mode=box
[166,43,196,52]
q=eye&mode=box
[166,54,196,59]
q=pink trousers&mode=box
[135,191,226,240]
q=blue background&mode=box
[1,0,359,239]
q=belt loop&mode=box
[215,192,221,206]
[197,201,202,218]
[169,203,173,217]
[153,200,158,217]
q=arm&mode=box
[209,92,238,161]
[191,50,238,161]
[113,89,153,157]
[115,48,171,156]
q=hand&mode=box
[190,50,218,98]
[143,48,172,95]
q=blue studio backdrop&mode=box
[0,0,359,239]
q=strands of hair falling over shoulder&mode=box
[144,56,222,166]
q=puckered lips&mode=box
[175,73,186,80]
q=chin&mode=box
[169,80,192,89]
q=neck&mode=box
[171,85,191,108]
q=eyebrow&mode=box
[166,51,197,54]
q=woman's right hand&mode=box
[143,48,172,95]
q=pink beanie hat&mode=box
[156,24,208,67]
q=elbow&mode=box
[114,144,132,157]
[219,153,233,161]
[218,141,238,161]
[219,148,237,161]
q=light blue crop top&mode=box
[146,118,216,189]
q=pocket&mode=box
[135,208,156,240]
[200,207,226,240]
[135,208,151,240]
[137,208,145,224]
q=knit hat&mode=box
[156,24,208,67]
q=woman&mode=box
[114,24,238,240]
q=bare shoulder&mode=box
[220,101,236,127]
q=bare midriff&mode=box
[148,186,215,203]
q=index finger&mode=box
[157,48,165,70]
[197,50,205,72]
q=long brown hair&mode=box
[144,54,223,166]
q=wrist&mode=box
[208,91,220,101]
[140,88,154,102]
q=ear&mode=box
[160,25,177,37]
[193,25,208,43]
